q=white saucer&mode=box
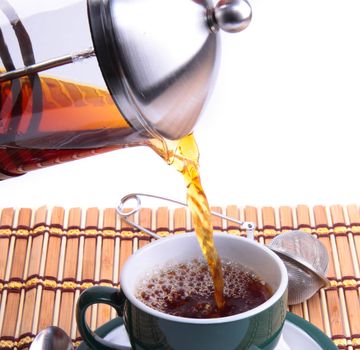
[78,312,337,349]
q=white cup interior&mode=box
[120,232,288,323]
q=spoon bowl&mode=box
[30,326,74,350]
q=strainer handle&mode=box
[116,193,256,240]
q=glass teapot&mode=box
[0,0,252,180]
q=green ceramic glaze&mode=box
[76,286,127,350]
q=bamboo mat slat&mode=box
[0,205,359,349]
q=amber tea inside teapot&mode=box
[0,0,251,179]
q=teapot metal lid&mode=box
[88,0,252,140]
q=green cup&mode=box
[76,233,288,350]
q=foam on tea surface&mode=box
[136,259,272,319]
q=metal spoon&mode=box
[30,326,74,350]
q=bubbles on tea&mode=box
[136,259,272,318]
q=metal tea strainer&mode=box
[117,193,330,305]
[268,230,331,305]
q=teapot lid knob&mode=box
[211,0,252,33]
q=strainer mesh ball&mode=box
[268,230,330,305]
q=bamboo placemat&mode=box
[0,204,359,349]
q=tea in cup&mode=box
[136,258,272,319]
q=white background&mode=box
[1,0,360,210]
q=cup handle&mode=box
[76,286,131,350]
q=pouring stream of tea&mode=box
[159,135,225,310]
